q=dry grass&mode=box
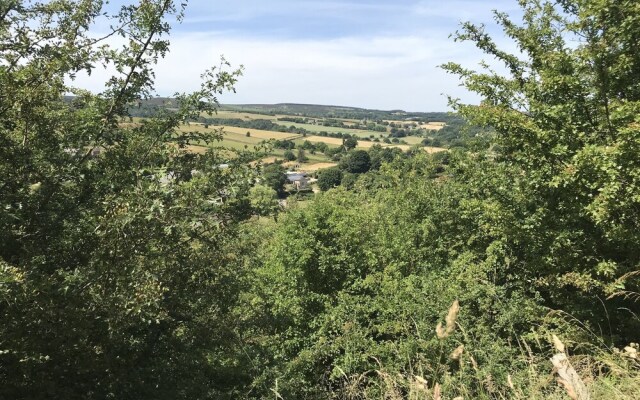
[183,144,208,154]
[423,146,447,154]
[436,300,460,339]
[319,299,640,400]
[181,123,298,141]
[299,162,337,172]
[304,135,446,152]
[383,120,446,130]
[420,122,446,131]
[216,126,299,140]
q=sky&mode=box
[80,0,524,111]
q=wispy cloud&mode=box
[73,0,524,111]
[146,31,484,111]
[412,0,520,21]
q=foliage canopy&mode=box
[1,0,639,399]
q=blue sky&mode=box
[85,0,523,111]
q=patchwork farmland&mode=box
[167,110,448,171]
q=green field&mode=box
[272,120,383,138]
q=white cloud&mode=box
[70,1,527,111]
[145,31,485,111]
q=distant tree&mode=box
[343,136,358,151]
[283,150,296,161]
[317,167,343,191]
[316,142,329,153]
[246,131,251,137]
[262,164,288,196]
[369,145,401,170]
[273,140,295,150]
[325,147,343,159]
[339,150,371,173]
[297,148,308,162]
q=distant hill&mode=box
[221,103,452,122]
[121,98,490,149]
[84,96,451,123]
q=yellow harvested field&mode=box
[182,145,208,154]
[259,156,279,164]
[300,162,337,172]
[388,144,411,151]
[305,135,445,152]
[420,123,445,131]
[304,136,378,148]
[423,146,447,153]
[214,126,299,140]
[384,120,446,131]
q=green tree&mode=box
[342,136,358,151]
[340,172,358,189]
[369,145,402,170]
[317,167,343,191]
[283,149,296,161]
[262,163,288,196]
[297,148,308,162]
[245,161,543,398]
[249,185,279,218]
[339,149,371,173]
[442,0,640,338]
[239,2,640,397]
[0,1,250,398]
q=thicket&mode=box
[1,1,639,399]
[240,0,640,397]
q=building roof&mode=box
[286,172,307,183]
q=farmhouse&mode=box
[286,171,309,190]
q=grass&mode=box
[399,136,426,145]
[332,302,640,400]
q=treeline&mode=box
[199,117,307,134]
